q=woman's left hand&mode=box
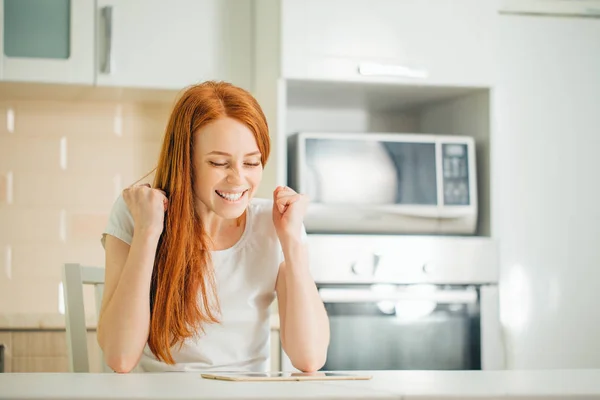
[272,186,308,244]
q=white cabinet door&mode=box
[281,0,497,87]
[95,0,252,90]
[0,0,95,84]
[494,15,600,369]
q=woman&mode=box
[97,81,330,373]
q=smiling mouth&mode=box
[215,189,248,202]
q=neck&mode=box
[195,201,246,243]
[204,213,245,238]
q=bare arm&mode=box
[97,231,160,373]
[275,239,330,372]
[97,184,167,373]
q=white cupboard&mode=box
[94,0,253,90]
[0,0,95,85]
[1,0,252,90]
[281,0,497,87]
[494,15,600,369]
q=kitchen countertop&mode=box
[1,370,600,399]
[0,313,281,330]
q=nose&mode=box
[226,164,244,185]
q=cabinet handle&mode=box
[101,6,114,74]
[358,62,428,79]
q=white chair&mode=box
[62,263,110,373]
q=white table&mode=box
[1,370,600,399]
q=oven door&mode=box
[318,284,481,371]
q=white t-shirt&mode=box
[101,195,303,372]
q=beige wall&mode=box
[0,100,171,317]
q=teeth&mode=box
[217,190,245,201]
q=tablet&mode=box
[200,371,373,382]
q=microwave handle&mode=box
[318,287,478,304]
[437,208,476,220]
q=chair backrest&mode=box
[62,263,108,373]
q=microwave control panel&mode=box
[442,143,470,206]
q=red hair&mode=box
[149,81,270,364]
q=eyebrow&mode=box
[205,151,261,157]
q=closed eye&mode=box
[209,161,261,167]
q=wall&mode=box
[420,90,492,237]
[0,99,171,319]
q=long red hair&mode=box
[149,81,270,364]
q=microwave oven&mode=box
[287,132,478,235]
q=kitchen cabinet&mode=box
[494,14,600,369]
[281,0,497,87]
[1,0,252,90]
[0,329,281,372]
[95,0,252,90]
[0,330,103,372]
[0,0,95,84]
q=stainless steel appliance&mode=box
[280,235,504,371]
[287,132,478,235]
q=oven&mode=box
[280,235,504,371]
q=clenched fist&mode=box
[122,183,168,238]
[272,186,308,245]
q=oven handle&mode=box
[318,287,478,304]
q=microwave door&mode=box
[385,141,437,206]
[305,139,397,204]
[304,138,437,206]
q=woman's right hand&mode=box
[122,183,168,238]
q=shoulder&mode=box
[246,197,308,242]
[248,197,273,214]
[241,198,285,269]
[101,193,135,248]
[247,197,275,233]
